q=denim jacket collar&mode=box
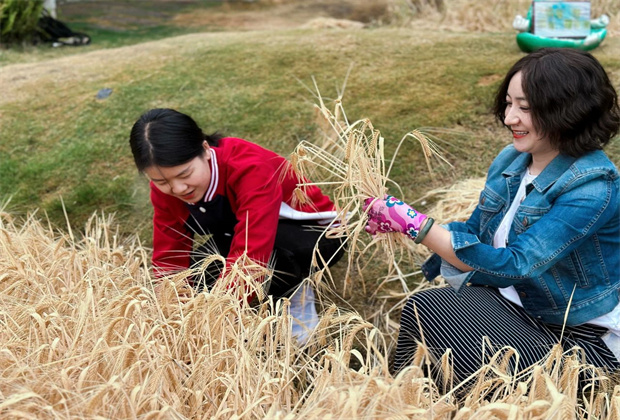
[501,152,529,177]
[501,153,577,193]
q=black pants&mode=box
[191,219,344,299]
[394,286,619,383]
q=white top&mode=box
[279,202,339,226]
[493,168,620,359]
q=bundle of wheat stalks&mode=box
[288,91,619,417]
[289,86,455,296]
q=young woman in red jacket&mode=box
[129,108,344,343]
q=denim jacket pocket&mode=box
[513,206,549,234]
[478,187,505,233]
[566,241,610,288]
[549,254,591,290]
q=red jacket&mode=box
[150,137,337,278]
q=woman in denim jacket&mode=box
[365,48,620,381]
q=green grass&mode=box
[70,22,199,48]
[1,26,619,248]
[56,0,224,47]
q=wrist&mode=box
[414,217,434,244]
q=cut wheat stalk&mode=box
[290,84,453,297]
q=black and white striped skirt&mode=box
[393,285,619,381]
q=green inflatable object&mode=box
[516,28,607,52]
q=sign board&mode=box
[533,1,591,38]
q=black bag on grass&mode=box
[38,11,90,46]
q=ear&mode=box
[202,140,211,159]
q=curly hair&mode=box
[493,48,620,157]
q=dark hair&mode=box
[129,108,222,171]
[493,48,620,157]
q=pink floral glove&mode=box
[363,195,428,241]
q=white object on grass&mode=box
[290,283,320,346]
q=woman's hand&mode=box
[363,195,428,241]
[364,195,471,271]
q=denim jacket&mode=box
[422,145,620,326]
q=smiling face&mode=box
[144,141,212,204]
[504,71,558,164]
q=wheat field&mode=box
[1,200,618,418]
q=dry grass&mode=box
[255,0,620,35]
[392,0,620,36]
[0,209,385,418]
[172,0,620,35]
[1,204,618,418]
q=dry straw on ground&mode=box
[250,0,620,36]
